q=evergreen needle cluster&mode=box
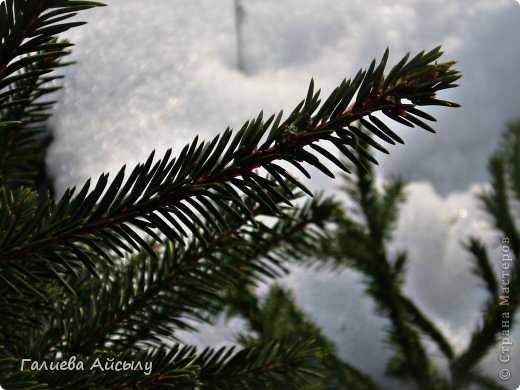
[219,124,520,390]
[0,1,466,388]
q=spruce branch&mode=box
[450,121,520,388]
[466,237,499,298]
[0,1,104,187]
[229,284,379,389]
[0,2,472,389]
[480,155,520,255]
[29,194,335,359]
[0,283,64,357]
[6,340,324,389]
[0,1,103,78]
[500,118,520,201]
[0,47,461,293]
[0,50,67,188]
[449,302,518,389]
[194,337,324,390]
[324,142,446,388]
[400,296,454,361]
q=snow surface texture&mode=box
[49,0,520,385]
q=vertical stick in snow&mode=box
[234,0,246,72]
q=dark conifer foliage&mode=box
[220,122,520,389]
[0,1,466,388]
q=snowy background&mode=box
[49,0,520,386]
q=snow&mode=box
[48,0,520,385]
